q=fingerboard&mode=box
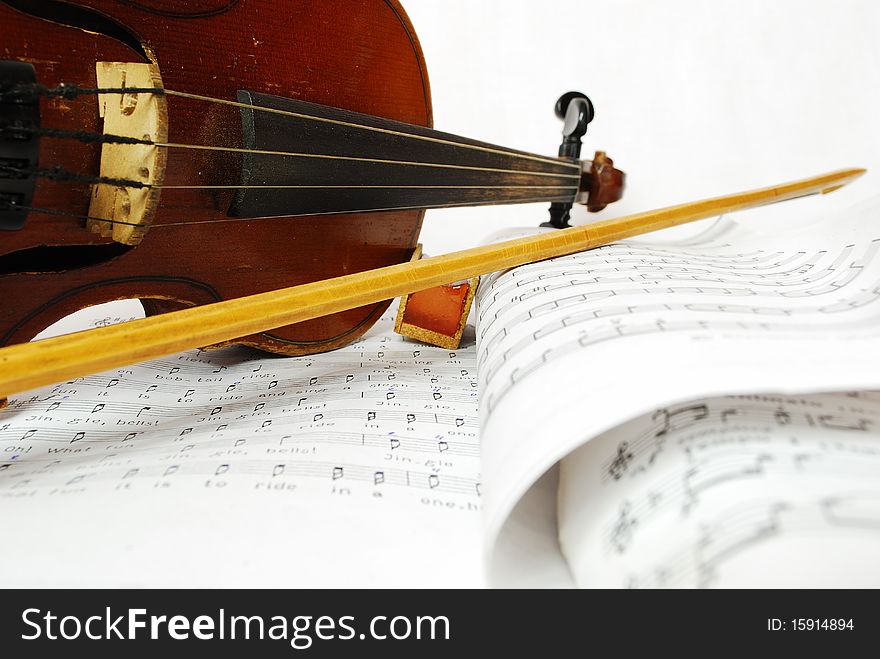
[228,90,579,218]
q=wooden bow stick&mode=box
[0,168,865,399]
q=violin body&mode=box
[0,0,431,353]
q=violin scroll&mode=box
[583,151,625,213]
[545,91,624,228]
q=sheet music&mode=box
[0,311,483,587]
[6,198,880,588]
[477,198,880,584]
[558,393,880,587]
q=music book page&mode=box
[0,312,483,587]
[558,391,880,587]
[478,198,880,585]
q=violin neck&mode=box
[227,91,582,218]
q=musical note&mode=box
[0,310,482,592]
[561,392,880,588]
[477,228,880,416]
[609,502,637,554]
[465,210,880,588]
[818,415,871,432]
[607,442,634,480]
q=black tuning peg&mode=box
[555,91,594,160]
[544,91,594,228]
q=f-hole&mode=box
[1,0,149,61]
[0,243,132,275]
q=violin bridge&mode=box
[87,61,167,245]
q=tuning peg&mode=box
[555,91,594,159]
[555,91,593,121]
[544,92,595,229]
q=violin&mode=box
[0,0,624,355]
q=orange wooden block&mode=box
[394,278,479,350]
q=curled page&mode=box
[559,392,880,587]
[479,197,880,586]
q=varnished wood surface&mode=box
[0,168,863,398]
[0,0,432,353]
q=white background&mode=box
[403,0,880,255]
[18,0,880,589]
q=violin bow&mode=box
[0,168,865,400]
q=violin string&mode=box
[4,161,576,192]
[161,89,579,170]
[0,82,164,101]
[4,125,150,146]
[7,82,579,173]
[158,184,578,190]
[6,204,143,228]
[8,124,578,181]
[7,194,577,229]
[154,195,578,223]
[158,141,581,179]
[3,83,581,228]
[1,163,149,189]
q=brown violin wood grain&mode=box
[0,0,432,354]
